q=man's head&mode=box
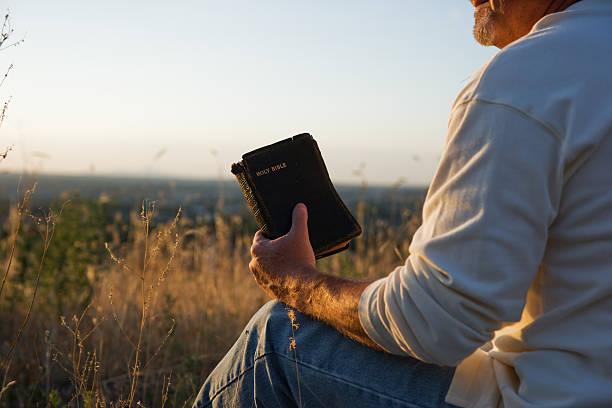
[472,0,582,48]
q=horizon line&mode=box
[0,170,428,190]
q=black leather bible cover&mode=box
[231,133,362,259]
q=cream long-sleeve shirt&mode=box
[358,1,612,407]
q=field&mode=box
[0,173,426,407]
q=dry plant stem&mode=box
[80,316,106,345]
[0,96,11,128]
[56,312,105,406]
[0,358,14,401]
[105,246,138,348]
[287,308,303,408]
[108,286,138,350]
[0,13,25,51]
[394,246,405,262]
[155,208,181,288]
[0,13,9,46]
[0,380,16,402]
[0,207,56,372]
[0,144,13,160]
[88,351,101,408]
[141,319,175,371]
[0,63,12,88]
[128,202,153,408]
[105,203,180,406]
[0,13,14,49]
[72,304,91,406]
[0,184,33,300]
[161,372,172,408]
[54,306,105,407]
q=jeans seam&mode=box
[204,351,283,406]
[265,351,446,408]
[204,350,451,408]
[204,363,256,407]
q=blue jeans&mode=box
[194,300,458,408]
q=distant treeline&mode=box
[0,174,427,225]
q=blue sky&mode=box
[0,0,496,185]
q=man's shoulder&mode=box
[452,5,612,134]
[451,36,562,113]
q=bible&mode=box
[231,133,362,259]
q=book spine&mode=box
[231,162,274,237]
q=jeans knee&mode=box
[192,301,296,408]
[242,300,293,355]
[251,299,288,327]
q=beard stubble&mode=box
[474,6,497,46]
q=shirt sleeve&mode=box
[358,99,563,366]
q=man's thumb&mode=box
[289,203,309,240]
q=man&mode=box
[195,0,612,406]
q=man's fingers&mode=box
[253,230,266,242]
[289,203,309,241]
[251,230,268,257]
[252,204,309,258]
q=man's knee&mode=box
[245,300,285,331]
[241,300,293,355]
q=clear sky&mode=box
[0,0,496,186]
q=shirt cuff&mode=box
[358,276,409,356]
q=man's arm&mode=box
[249,203,383,351]
[250,101,563,366]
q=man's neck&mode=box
[495,0,583,49]
[544,0,582,15]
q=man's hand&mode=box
[248,203,383,351]
[249,203,319,304]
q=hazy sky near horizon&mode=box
[1,0,496,186]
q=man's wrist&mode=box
[275,265,323,311]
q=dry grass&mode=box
[0,8,425,406]
[0,184,423,407]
